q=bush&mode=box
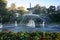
[0,30,60,40]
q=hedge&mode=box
[0,30,60,40]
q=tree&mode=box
[7,3,16,14]
[33,4,41,14]
[0,0,7,16]
[48,5,56,14]
[33,9,41,14]
[40,6,47,13]
[0,0,8,23]
[57,6,60,14]
[34,4,40,9]
[57,6,60,10]
[17,6,27,15]
[56,6,60,22]
[11,3,16,10]
[47,6,60,22]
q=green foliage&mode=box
[0,30,60,40]
[0,0,9,23]
[47,5,60,22]
[33,9,41,14]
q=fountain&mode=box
[20,8,42,28]
[26,19,35,28]
[15,13,19,27]
[15,21,17,27]
[42,21,45,28]
[0,23,3,28]
[19,3,43,28]
[0,18,3,28]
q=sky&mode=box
[7,0,60,9]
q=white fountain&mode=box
[26,19,35,28]
[15,21,18,27]
[21,9,40,28]
[20,3,42,28]
[0,18,3,28]
[15,13,19,27]
[42,22,45,37]
[0,23,3,28]
[26,11,36,28]
[42,21,45,28]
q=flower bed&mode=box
[0,30,60,40]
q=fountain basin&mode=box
[0,24,60,32]
[23,14,39,18]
